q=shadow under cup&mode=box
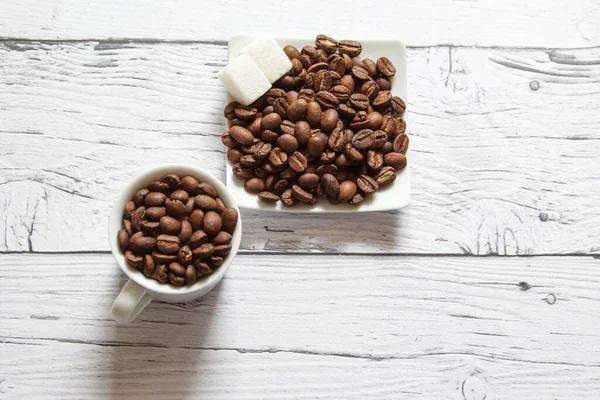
[109,165,242,323]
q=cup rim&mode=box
[108,164,242,297]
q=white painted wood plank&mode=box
[1,42,599,254]
[1,254,599,368]
[1,340,598,399]
[1,0,599,47]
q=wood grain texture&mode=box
[1,253,599,398]
[1,0,599,47]
[1,41,599,254]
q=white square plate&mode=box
[225,35,410,212]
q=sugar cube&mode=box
[218,53,271,106]
[242,36,292,84]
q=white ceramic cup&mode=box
[109,165,242,324]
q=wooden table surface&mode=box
[1,1,599,398]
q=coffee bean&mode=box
[170,189,189,203]
[141,220,160,236]
[381,115,397,137]
[349,93,370,110]
[189,230,209,249]
[219,208,237,234]
[207,256,223,268]
[340,74,355,92]
[244,177,266,194]
[315,34,338,54]
[352,129,376,150]
[357,175,379,194]
[144,192,166,208]
[211,243,231,258]
[123,219,133,236]
[362,58,378,77]
[178,245,193,266]
[351,66,369,81]
[372,90,392,109]
[339,40,362,57]
[156,234,180,254]
[191,195,216,212]
[315,91,339,110]
[349,111,370,131]
[294,121,312,145]
[184,264,197,285]
[117,229,130,252]
[224,101,240,120]
[329,57,346,76]
[143,255,156,277]
[307,62,328,74]
[372,130,387,149]
[275,74,296,90]
[283,45,301,59]
[178,176,198,196]
[258,113,280,132]
[215,197,225,214]
[393,133,409,154]
[290,58,303,76]
[361,81,380,101]
[298,54,312,70]
[169,262,186,276]
[326,128,345,152]
[281,189,296,207]
[148,181,170,194]
[277,134,299,153]
[192,243,214,258]
[233,163,254,180]
[130,206,145,231]
[134,189,149,207]
[285,99,308,122]
[330,85,351,103]
[375,166,396,187]
[314,70,332,91]
[195,183,216,199]
[384,152,407,170]
[298,88,315,102]
[288,151,308,172]
[377,57,396,77]
[165,199,189,218]
[193,259,212,276]
[338,103,356,120]
[396,118,406,135]
[234,105,257,121]
[335,153,353,168]
[321,108,339,133]
[211,231,233,246]
[269,147,288,168]
[179,220,193,244]
[240,154,260,167]
[273,98,289,119]
[391,96,406,115]
[130,236,156,255]
[247,118,263,136]
[266,88,286,105]
[312,49,327,63]
[320,173,340,196]
[152,251,178,264]
[226,149,243,165]
[307,131,328,157]
[279,120,295,136]
[274,179,291,196]
[316,164,338,176]
[298,173,320,189]
[125,250,144,268]
[257,130,275,144]
[349,192,365,205]
[151,264,168,283]
[320,150,336,163]
[291,184,314,203]
[156,216,181,236]
[344,143,364,161]
[306,101,322,127]
[338,180,357,202]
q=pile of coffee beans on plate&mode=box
[222,34,408,206]
[118,174,238,286]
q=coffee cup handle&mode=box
[111,280,153,324]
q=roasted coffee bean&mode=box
[134,189,149,207]
[281,189,296,207]
[179,176,199,196]
[329,57,346,76]
[314,70,332,91]
[315,34,338,54]
[307,131,328,157]
[255,165,270,178]
[275,74,296,90]
[141,220,160,236]
[234,105,257,121]
[307,61,329,74]
[351,66,369,80]
[165,199,189,218]
[192,243,214,258]
[274,179,291,196]
[247,118,262,136]
[179,220,192,244]
[357,175,379,194]
[377,57,396,77]
[272,98,289,118]
[193,259,212,276]
[258,129,276,143]
[376,166,396,187]
[330,85,351,103]
[269,147,288,168]
[260,113,282,131]
[256,191,278,203]
[192,195,216,212]
[230,118,247,127]
[178,245,193,266]
[341,53,353,71]
[294,121,312,145]
[185,265,197,285]
[365,112,383,131]
[189,230,209,249]
[277,134,299,153]
[169,262,186,276]
[248,141,271,160]
[315,91,339,110]
[185,210,203,231]
[130,231,145,243]
[291,184,314,203]
[130,206,145,231]
[227,149,243,165]
[349,93,370,110]
[148,181,170,194]
[290,58,303,76]
[244,177,266,194]
[362,58,378,77]
[240,154,260,167]
[335,153,353,169]
[372,90,392,108]
[339,40,362,57]
[152,251,178,264]
[123,219,133,236]
[340,74,355,92]
[298,173,320,189]
[117,229,130,252]
[338,103,356,120]
[373,76,390,91]
[280,120,296,136]
[207,256,223,268]
[316,164,338,176]
[215,197,225,214]
[349,111,370,131]
[196,183,217,198]
[361,81,380,101]
[224,101,240,120]
[321,173,340,196]
[321,108,339,133]
[298,88,315,102]
[298,54,312,70]
[384,152,407,170]
[396,118,406,135]
[226,126,253,146]
[130,236,157,255]
[158,216,182,235]
[266,88,286,105]
[125,250,144,268]
[338,180,358,202]
[295,69,307,87]
[327,128,345,152]
[372,130,387,149]
[344,143,364,161]
[283,45,301,59]
[233,163,254,180]
[212,244,232,258]
[381,115,397,137]
[393,133,409,154]
[156,234,180,254]
[170,189,189,203]
[144,192,166,208]
[320,150,336,163]
[221,207,238,234]
[288,151,308,172]
[352,129,376,150]
[349,192,365,205]
[306,101,322,127]
[391,96,406,115]
[153,264,169,283]
[212,231,233,246]
[168,271,185,286]
[304,72,315,89]
[122,201,137,220]
[264,175,277,192]
[382,141,393,155]
[312,49,327,63]
[142,255,156,277]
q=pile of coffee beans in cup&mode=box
[118,174,238,286]
[222,34,408,206]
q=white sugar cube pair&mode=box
[218,37,292,106]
